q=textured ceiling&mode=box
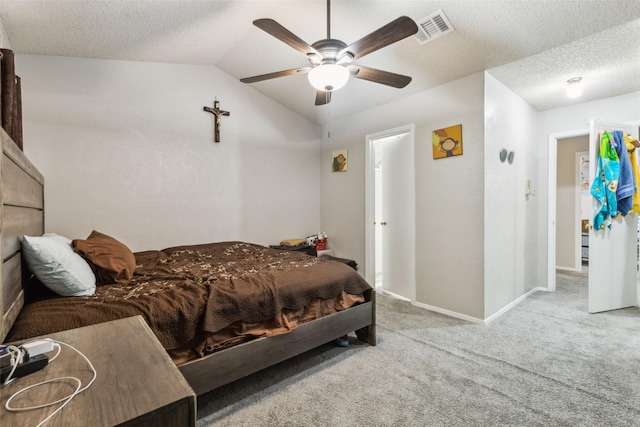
[1,0,639,125]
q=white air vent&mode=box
[414,9,454,45]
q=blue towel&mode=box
[613,130,636,215]
[591,131,620,230]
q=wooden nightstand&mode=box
[0,316,195,426]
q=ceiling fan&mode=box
[240,0,419,106]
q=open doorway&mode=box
[547,128,588,292]
[548,121,640,312]
[555,136,589,274]
[365,124,416,302]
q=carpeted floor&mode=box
[196,272,640,426]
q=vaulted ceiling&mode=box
[1,1,639,124]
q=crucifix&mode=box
[203,98,230,142]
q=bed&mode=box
[0,128,376,395]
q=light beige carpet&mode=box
[196,272,640,426]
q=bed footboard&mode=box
[179,292,376,395]
[355,288,376,345]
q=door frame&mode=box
[547,127,588,292]
[365,123,416,300]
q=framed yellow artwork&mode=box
[432,124,462,159]
[332,149,348,172]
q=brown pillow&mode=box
[72,230,136,285]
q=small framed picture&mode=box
[432,124,463,159]
[332,149,348,172]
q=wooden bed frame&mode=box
[0,128,376,396]
[0,128,44,341]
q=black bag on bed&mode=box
[323,255,358,271]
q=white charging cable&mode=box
[1,345,25,386]
[4,339,97,427]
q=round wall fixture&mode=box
[508,151,515,164]
[499,148,507,162]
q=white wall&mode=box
[320,73,486,319]
[0,16,11,49]
[319,72,540,321]
[484,73,539,318]
[17,54,322,251]
[537,91,640,287]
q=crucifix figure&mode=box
[203,99,230,142]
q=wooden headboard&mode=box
[0,128,44,342]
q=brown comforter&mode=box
[7,242,371,361]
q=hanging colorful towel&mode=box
[613,130,636,216]
[590,131,620,230]
[624,132,640,214]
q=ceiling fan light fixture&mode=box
[242,2,418,105]
[308,64,349,92]
[566,77,583,98]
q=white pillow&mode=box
[22,233,96,296]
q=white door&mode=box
[588,119,638,313]
[376,132,415,300]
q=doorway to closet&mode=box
[365,124,416,302]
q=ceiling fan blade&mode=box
[351,65,412,88]
[254,19,320,57]
[315,90,332,106]
[339,16,418,60]
[240,67,310,84]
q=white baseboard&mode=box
[556,265,583,273]
[377,288,412,302]
[483,287,547,324]
[411,301,484,324]
[406,287,547,325]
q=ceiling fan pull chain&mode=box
[326,99,332,139]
